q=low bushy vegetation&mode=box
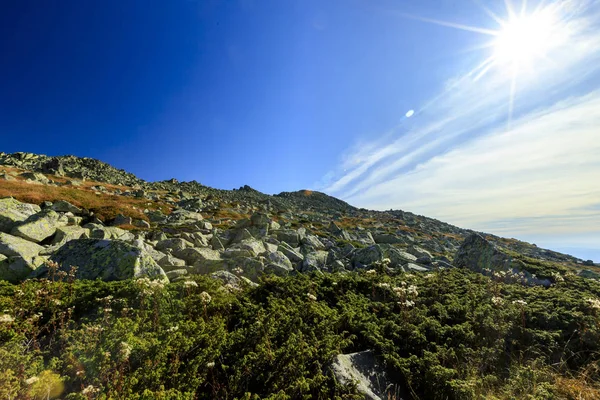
[1,267,600,399]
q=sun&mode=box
[492,8,560,71]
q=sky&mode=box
[1,0,599,261]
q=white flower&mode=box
[424,274,434,279]
[183,280,198,288]
[82,385,99,395]
[491,296,504,305]
[52,299,62,305]
[587,298,600,309]
[407,285,418,296]
[306,293,317,301]
[25,376,39,385]
[376,283,390,289]
[119,342,132,360]
[401,300,415,308]
[167,325,179,332]
[206,362,215,368]
[200,291,212,305]
[366,269,377,275]
[0,314,14,323]
[512,299,527,306]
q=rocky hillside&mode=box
[2,151,600,399]
[0,150,595,286]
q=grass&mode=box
[0,177,170,222]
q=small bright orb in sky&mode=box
[493,8,560,70]
[405,109,415,118]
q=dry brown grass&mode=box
[0,179,170,222]
[553,375,600,399]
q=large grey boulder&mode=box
[331,350,398,400]
[454,234,551,286]
[87,225,134,241]
[155,238,193,253]
[301,235,326,250]
[51,226,90,245]
[175,247,221,265]
[276,230,300,247]
[0,255,48,283]
[47,239,168,282]
[265,251,293,276]
[300,250,328,272]
[51,200,82,214]
[407,245,433,259]
[373,233,404,245]
[278,242,304,263]
[190,248,224,274]
[352,231,376,246]
[227,238,266,257]
[20,172,50,184]
[0,232,45,259]
[352,245,385,269]
[0,198,41,233]
[11,210,68,243]
[454,234,513,272]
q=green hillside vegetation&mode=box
[2,264,600,399]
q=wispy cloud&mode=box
[317,0,600,257]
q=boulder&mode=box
[265,251,293,276]
[385,247,417,267]
[352,245,385,269]
[110,214,133,226]
[155,238,193,253]
[454,234,513,273]
[190,249,224,274]
[408,245,433,259]
[278,242,304,263]
[47,239,168,282]
[276,230,300,247]
[405,263,430,272]
[11,210,68,243]
[0,232,45,259]
[0,198,41,233]
[51,200,82,214]
[301,234,326,250]
[0,255,48,283]
[175,247,221,265]
[88,225,134,241]
[51,226,89,245]
[373,233,404,244]
[166,269,188,281]
[227,238,266,257]
[331,350,397,400]
[352,231,376,246]
[225,256,264,281]
[19,172,50,184]
[300,250,328,272]
[157,254,186,270]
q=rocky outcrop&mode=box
[0,152,592,285]
[11,210,68,243]
[331,350,399,400]
[46,239,168,282]
[454,234,514,272]
[0,197,41,232]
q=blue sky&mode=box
[1,0,599,261]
